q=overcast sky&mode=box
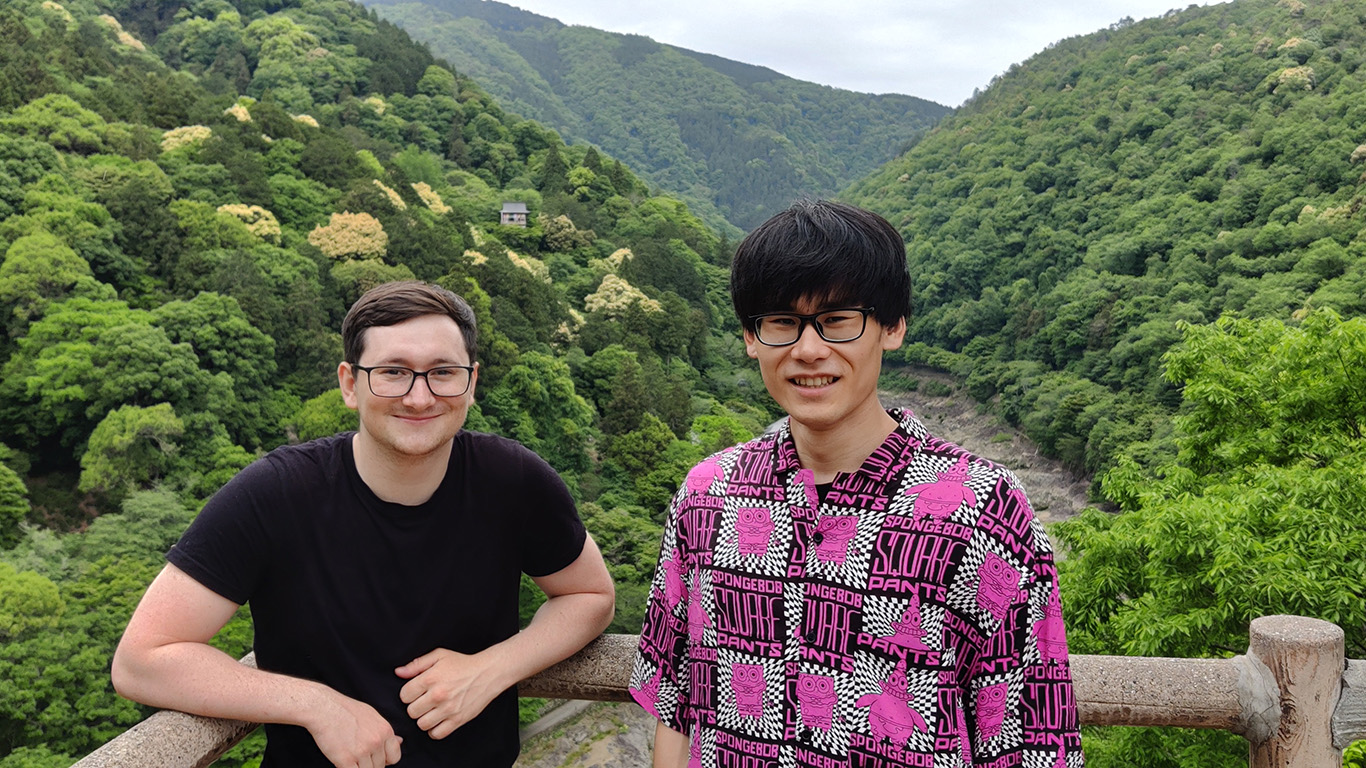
[500,0,1220,106]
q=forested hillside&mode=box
[0,0,775,763]
[846,0,1366,479]
[840,1,1366,765]
[359,0,950,233]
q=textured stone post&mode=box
[1248,615,1344,768]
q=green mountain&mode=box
[360,0,951,233]
[844,0,1366,476]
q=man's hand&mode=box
[306,692,403,768]
[396,648,504,739]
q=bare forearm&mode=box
[653,722,689,768]
[113,640,332,729]
[483,590,615,689]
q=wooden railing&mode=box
[74,615,1366,768]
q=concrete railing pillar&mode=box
[1248,614,1345,768]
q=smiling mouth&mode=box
[792,376,837,387]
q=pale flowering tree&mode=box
[217,204,282,243]
[411,182,451,214]
[1274,66,1315,93]
[584,274,663,318]
[160,125,212,153]
[541,213,594,252]
[554,308,586,345]
[223,100,253,122]
[507,250,551,284]
[293,114,319,128]
[40,1,74,25]
[97,14,146,50]
[307,211,388,260]
[372,180,407,210]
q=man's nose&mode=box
[789,321,829,358]
[404,373,438,403]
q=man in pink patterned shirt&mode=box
[631,200,1084,768]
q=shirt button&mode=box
[812,533,825,545]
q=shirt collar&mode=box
[771,407,929,478]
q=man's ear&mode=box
[880,317,908,351]
[743,329,760,359]
[338,362,360,410]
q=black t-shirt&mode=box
[169,431,587,767]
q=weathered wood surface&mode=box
[1248,615,1345,768]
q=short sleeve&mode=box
[511,443,587,578]
[630,482,692,731]
[963,486,1084,766]
[167,456,280,605]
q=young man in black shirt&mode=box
[114,281,614,767]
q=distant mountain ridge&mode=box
[361,0,951,232]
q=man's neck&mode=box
[350,433,453,506]
[789,403,898,485]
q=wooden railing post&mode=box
[1248,615,1345,768]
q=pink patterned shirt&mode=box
[631,409,1084,768]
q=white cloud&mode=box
[502,0,1217,105]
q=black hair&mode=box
[342,281,478,364]
[730,199,911,332]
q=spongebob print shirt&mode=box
[631,409,1084,768]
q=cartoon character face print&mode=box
[885,593,930,651]
[664,549,687,608]
[813,515,858,564]
[1033,583,1069,664]
[735,506,776,556]
[975,682,1009,741]
[687,577,711,643]
[730,663,765,718]
[976,552,1025,622]
[686,460,723,495]
[796,674,836,731]
[854,659,928,748]
[904,455,977,522]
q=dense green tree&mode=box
[151,292,281,447]
[0,463,28,551]
[1058,310,1366,766]
[289,389,357,442]
[78,404,185,505]
[0,232,111,348]
[0,298,220,458]
[478,351,595,474]
[68,489,194,566]
[0,94,108,154]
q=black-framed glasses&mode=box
[749,307,876,347]
[353,364,474,397]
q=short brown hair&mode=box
[341,281,478,364]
